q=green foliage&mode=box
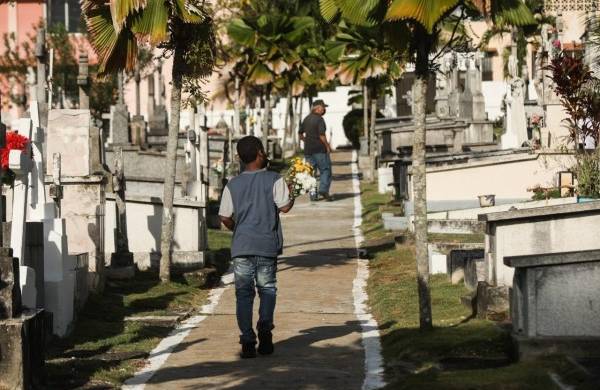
[575,151,600,198]
[226,11,316,93]
[325,20,402,86]
[83,0,216,79]
[531,187,561,201]
[320,0,535,79]
[342,107,382,148]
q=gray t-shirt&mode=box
[299,113,327,155]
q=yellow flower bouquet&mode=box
[286,157,317,198]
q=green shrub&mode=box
[342,108,383,149]
[576,151,600,198]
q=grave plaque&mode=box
[148,105,169,136]
[111,104,130,145]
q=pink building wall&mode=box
[0,0,44,123]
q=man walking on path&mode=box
[219,136,294,359]
[299,99,333,201]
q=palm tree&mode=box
[83,0,216,282]
[321,0,533,330]
[227,12,315,156]
[325,20,401,180]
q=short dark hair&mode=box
[237,135,264,164]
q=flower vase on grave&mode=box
[0,132,30,186]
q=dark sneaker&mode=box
[240,342,257,359]
[320,192,333,202]
[257,331,274,355]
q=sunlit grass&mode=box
[360,181,583,389]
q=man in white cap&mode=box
[298,99,333,201]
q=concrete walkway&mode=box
[144,151,368,389]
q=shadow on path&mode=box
[147,321,366,390]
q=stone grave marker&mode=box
[110,72,130,145]
[77,51,90,110]
[109,147,134,278]
[46,110,91,177]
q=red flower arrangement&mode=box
[0,131,30,170]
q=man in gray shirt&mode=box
[219,136,294,358]
[299,99,333,201]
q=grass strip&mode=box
[360,181,586,389]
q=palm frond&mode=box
[385,0,461,33]
[110,0,146,31]
[129,0,169,44]
[83,0,137,74]
[319,0,340,22]
[491,0,535,27]
[227,18,257,46]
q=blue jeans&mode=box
[233,256,277,344]
[305,153,332,195]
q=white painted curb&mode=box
[122,271,234,389]
[351,150,386,390]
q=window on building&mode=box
[47,0,81,33]
[482,52,495,81]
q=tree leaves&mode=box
[83,0,212,75]
[130,0,169,44]
[385,0,461,33]
[227,18,258,46]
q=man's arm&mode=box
[218,186,235,231]
[298,117,305,141]
[279,199,295,213]
[318,118,332,153]
[274,178,294,214]
[319,133,333,153]
[220,216,235,231]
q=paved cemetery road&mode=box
[144,151,367,389]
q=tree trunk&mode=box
[233,75,241,137]
[369,96,377,182]
[363,81,369,138]
[413,70,433,331]
[290,95,297,154]
[282,88,292,156]
[295,96,304,153]
[159,52,183,283]
[262,85,271,156]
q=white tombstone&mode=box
[46,109,91,177]
[10,118,36,309]
[27,102,55,221]
[27,104,75,336]
[377,167,393,194]
[43,218,75,336]
[501,79,528,149]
